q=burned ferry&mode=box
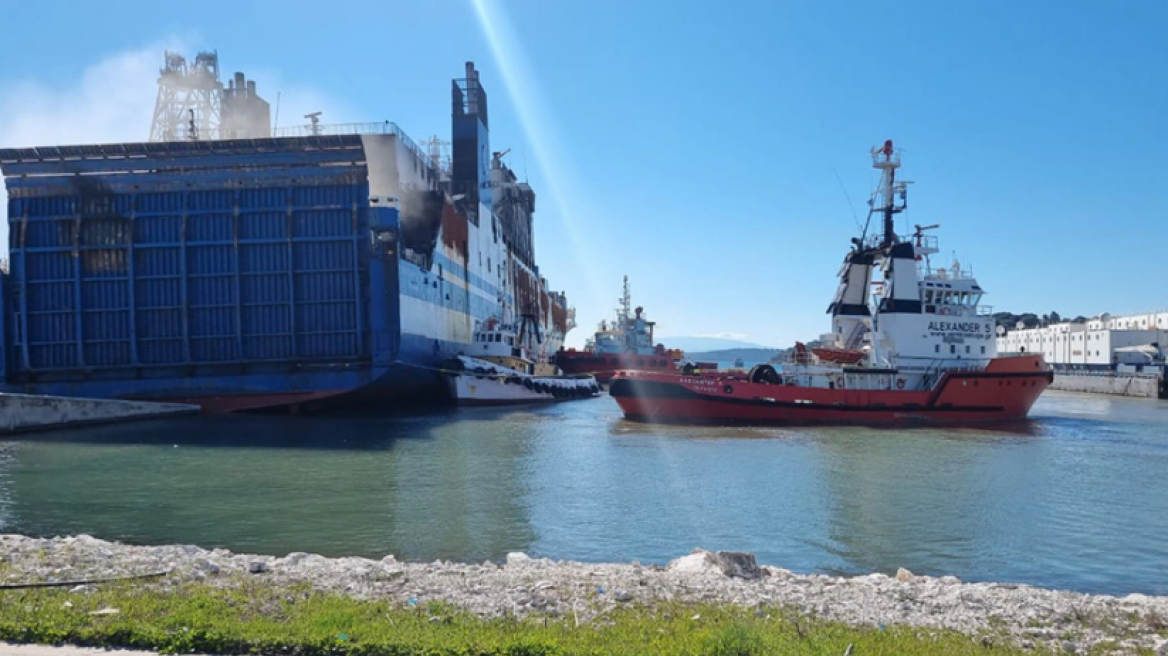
[0,58,572,412]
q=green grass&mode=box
[0,579,1130,656]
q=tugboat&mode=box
[443,316,601,405]
[610,140,1052,425]
[556,276,688,383]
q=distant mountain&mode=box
[658,336,773,352]
[684,347,786,362]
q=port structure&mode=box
[150,51,223,142]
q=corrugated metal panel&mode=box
[3,143,374,380]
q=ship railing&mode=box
[897,356,990,390]
[271,121,435,169]
[870,148,902,167]
[977,305,995,316]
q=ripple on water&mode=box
[0,391,1167,595]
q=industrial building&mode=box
[996,311,1168,374]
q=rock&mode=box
[1061,640,1077,654]
[1157,639,1168,656]
[281,552,311,567]
[667,549,718,575]
[613,590,633,602]
[196,559,221,574]
[68,584,93,594]
[896,568,916,583]
[938,575,961,585]
[713,551,761,580]
[248,560,268,574]
[505,552,532,566]
[88,607,119,616]
[762,566,793,579]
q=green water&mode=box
[2,390,1167,595]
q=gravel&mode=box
[3,534,1168,654]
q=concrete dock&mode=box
[1,393,198,435]
[1050,372,1164,399]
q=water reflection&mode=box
[0,408,536,562]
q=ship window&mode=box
[950,345,956,354]
[935,344,940,353]
[507,337,513,345]
[981,346,986,354]
[488,257,492,272]
[438,264,443,279]
[965,345,970,354]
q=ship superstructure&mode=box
[0,58,572,412]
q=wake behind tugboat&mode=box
[611,141,1053,425]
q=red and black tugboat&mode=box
[556,276,688,384]
[610,141,1052,425]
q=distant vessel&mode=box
[733,357,745,368]
[611,141,1052,425]
[556,276,684,383]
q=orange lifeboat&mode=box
[812,347,866,365]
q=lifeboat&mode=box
[811,347,866,365]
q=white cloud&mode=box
[0,43,172,257]
[0,42,352,258]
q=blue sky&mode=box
[0,0,1165,348]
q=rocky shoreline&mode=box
[2,534,1167,655]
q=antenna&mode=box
[304,111,322,136]
[187,109,199,141]
[832,166,863,234]
[272,91,281,134]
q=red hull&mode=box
[556,351,677,383]
[131,389,347,414]
[609,355,1052,426]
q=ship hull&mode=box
[443,355,600,406]
[556,351,678,383]
[610,356,1053,426]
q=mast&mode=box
[870,140,910,248]
[618,275,631,327]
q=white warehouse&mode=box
[996,311,1168,371]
